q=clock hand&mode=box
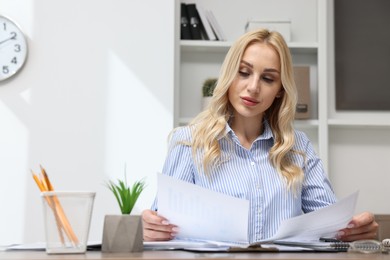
[0,36,14,46]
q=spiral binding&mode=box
[330,242,350,249]
[348,239,390,254]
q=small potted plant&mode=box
[202,78,217,109]
[102,170,146,253]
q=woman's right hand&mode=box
[142,209,178,241]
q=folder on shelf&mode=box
[186,3,202,40]
[180,3,192,40]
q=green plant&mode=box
[105,170,146,215]
[202,78,218,97]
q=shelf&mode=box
[328,119,390,128]
[181,40,231,53]
[179,117,319,128]
[181,40,318,54]
[294,119,319,128]
[288,42,318,54]
[181,118,390,128]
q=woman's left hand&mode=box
[337,212,378,242]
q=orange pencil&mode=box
[39,166,79,244]
[32,167,79,245]
[32,171,65,245]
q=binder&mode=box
[180,3,192,40]
[186,3,202,40]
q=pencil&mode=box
[32,170,65,245]
[32,167,79,246]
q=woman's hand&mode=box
[337,212,378,242]
[142,209,179,241]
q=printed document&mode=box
[157,173,358,247]
[262,191,359,243]
[157,173,249,244]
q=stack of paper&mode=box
[154,173,358,252]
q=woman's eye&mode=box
[262,76,274,83]
[239,71,250,77]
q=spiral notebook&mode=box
[270,240,350,252]
[144,239,349,252]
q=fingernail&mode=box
[161,220,170,225]
[347,224,355,229]
[172,227,180,232]
[337,231,345,237]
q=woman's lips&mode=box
[241,96,259,106]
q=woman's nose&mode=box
[247,77,260,93]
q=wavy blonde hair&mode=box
[187,28,303,189]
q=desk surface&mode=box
[1,251,389,260]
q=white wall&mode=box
[0,0,175,244]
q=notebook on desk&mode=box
[143,239,350,253]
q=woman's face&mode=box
[228,42,283,121]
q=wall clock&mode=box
[0,15,28,82]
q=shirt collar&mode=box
[224,118,274,142]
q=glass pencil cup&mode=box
[41,191,96,254]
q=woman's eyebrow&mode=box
[264,68,280,74]
[241,60,280,74]
[241,60,253,68]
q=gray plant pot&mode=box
[102,215,143,253]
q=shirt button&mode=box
[250,161,255,166]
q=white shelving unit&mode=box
[174,0,390,175]
[174,0,328,168]
[173,0,390,215]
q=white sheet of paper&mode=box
[157,173,249,243]
[261,191,359,242]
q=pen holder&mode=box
[41,191,96,254]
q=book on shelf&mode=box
[180,3,192,40]
[186,3,202,40]
[196,5,217,41]
[205,10,226,41]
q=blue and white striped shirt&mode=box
[152,120,337,243]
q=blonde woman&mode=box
[142,29,377,242]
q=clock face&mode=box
[0,15,28,82]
